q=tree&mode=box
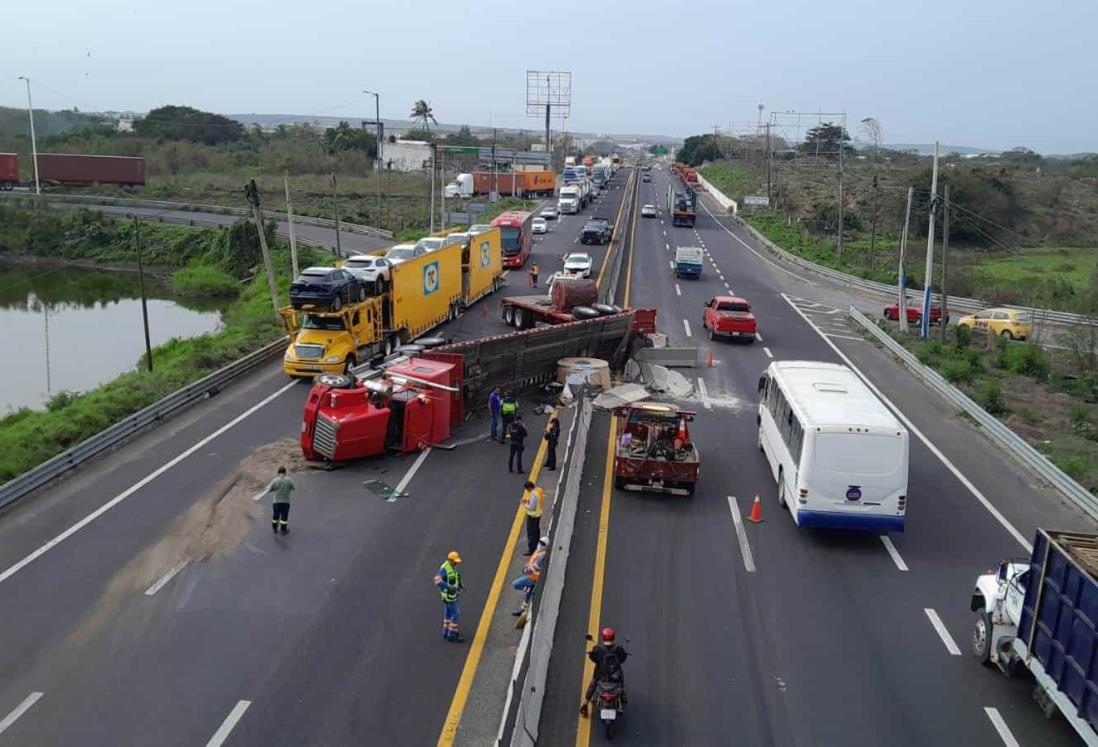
[324,120,377,156]
[676,134,723,166]
[799,122,852,159]
[409,100,437,135]
[134,105,244,145]
[443,125,478,146]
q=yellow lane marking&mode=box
[436,411,554,746]
[596,170,636,291]
[575,416,618,746]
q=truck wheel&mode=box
[682,482,696,496]
[384,335,396,357]
[332,295,342,311]
[503,307,515,326]
[614,476,625,490]
[343,355,356,374]
[972,611,992,665]
[317,373,354,389]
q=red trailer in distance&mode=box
[37,153,146,186]
[0,153,18,190]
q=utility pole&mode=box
[439,148,446,229]
[284,172,299,278]
[492,128,499,201]
[869,174,879,270]
[429,144,436,233]
[18,76,40,196]
[898,186,914,335]
[765,123,773,204]
[837,133,845,259]
[921,142,940,340]
[132,218,153,372]
[244,179,282,313]
[940,184,951,344]
[363,90,382,225]
[330,173,342,257]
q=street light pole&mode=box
[363,90,382,225]
[18,76,40,196]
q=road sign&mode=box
[447,212,471,224]
[467,203,488,213]
[744,195,770,206]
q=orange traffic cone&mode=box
[706,350,715,368]
[747,494,763,523]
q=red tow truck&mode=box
[613,403,700,495]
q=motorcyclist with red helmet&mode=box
[580,627,629,717]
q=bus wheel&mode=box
[777,472,787,508]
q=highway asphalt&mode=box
[0,172,630,746]
[536,165,1088,746]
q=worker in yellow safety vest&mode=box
[434,551,464,643]
[521,481,544,556]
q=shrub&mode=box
[977,380,1009,415]
[954,324,972,349]
[1005,344,1051,381]
[171,266,240,297]
[46,391,80,412]
[1053,453,1089,481]
[941,359,975,384]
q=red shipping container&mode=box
[37,153,145,186]
[0,153,18,189]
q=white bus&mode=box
[756,361,909,532]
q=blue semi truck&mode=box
[972,529,1098,745]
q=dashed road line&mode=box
[683,319,693,338]
[665,242,669,251]
[145,561,190,596]
[755,332,763,342]
[879,536,909,571]
[206,700,252,747]
[983,707,1021,747]
[668,261,674,270]
[763,346,773,359]
[675,284,682,297]
[924,608,962,655]
[0,692,43,736]
[727,496,757,572]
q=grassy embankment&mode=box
[699,162,1098,311]
[871,321,1098,492]
[0,205,329,482]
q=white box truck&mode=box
[558,185,580,214]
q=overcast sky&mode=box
[4,0,1096,153]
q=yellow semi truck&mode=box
[281,230,503,377]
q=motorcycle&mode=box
[586,634,630,739]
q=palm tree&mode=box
[409,100,437,135]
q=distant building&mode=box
[381,140,433,172]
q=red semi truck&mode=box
[0,153,145,188]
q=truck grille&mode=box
[312,415,337,459]
[295,343,324,360]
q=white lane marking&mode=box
[717,272,724,280]
[924,608,962,655]
[0,692,43,736]
[675,284,682,297]
[392,447,432,499]
[755,332,763,342]
[664,242,669,251]
[726,497,756,572]
[983,707,1021,747]
[879,536,909,571]
[696,377,711,409]
[780,293,1031,551]
[668,261,674,270]
[822,333,863,342]
[501,270,510,279]
[697,200,807,284]
[0,382,298,587]
[206,700,252,747]
[683,319,692,338]
[145,561,190,596]
[763,346,773,359]
[662,230,666,237]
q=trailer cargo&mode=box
[461,227,504,305]
[472,170,554,196]
[37,153,145,186]
[388,242,462,342]
[0,153,18,190]
[972,529,1098,745]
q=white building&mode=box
[380,140,433,172]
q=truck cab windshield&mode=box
[301,314,346,331]
[500,227,521,255]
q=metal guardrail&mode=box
[0,336,289,512]
[0,192,393,239]
[848,307,1098,521]
[705,194,1096,328]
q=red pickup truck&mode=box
[883,303,948,325]
[701,296,757,342]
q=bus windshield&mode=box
[500,227,521,255]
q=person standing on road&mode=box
[265,466,295,535]
[500,392,518,444]
[434,550,465,643]
[488,386,503,443]
[529,262,540,288]
[544,417,561,471]
[508,415,528,473]
[520,480,544,556]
